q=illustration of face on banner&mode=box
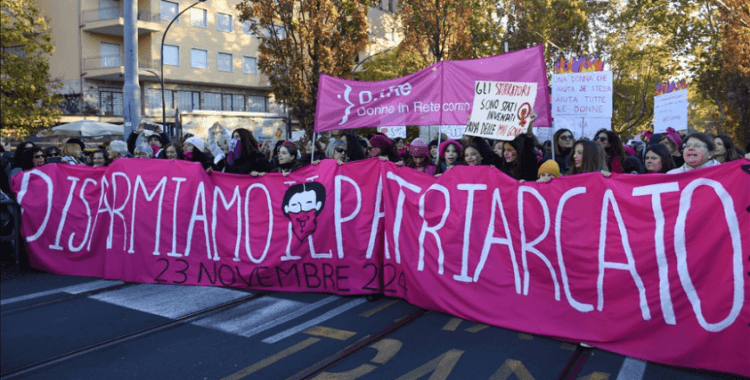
[282,182,326,241]
[464,81,538,141]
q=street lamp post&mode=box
[161,0,207,132]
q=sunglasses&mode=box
[334,147,345,153]
[598,137,608,142]
[560,135,573,141]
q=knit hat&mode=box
[623,144,635,157]
[439,139,462,159]
[369,134,394,149]
[109,140,128,156]
[409,138,429,158]
[185,136,205,152]
[537,159,561,178]
[663,128,682,150]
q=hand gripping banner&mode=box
[314,46,551,131]
[11,159,750,377]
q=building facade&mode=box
[36,0,399,126]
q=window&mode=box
[243,56,257,75]
[163,44,179,66]
[217,52,233,72]
[100,90,123,116]
[223,94,233,111]
[177,91,200,111]
[264,25,286,39]
[191,48,208,69]
[190,8,207,28]
[100,42,121,68]
[146,88,174,110]
[233,95,245,112]
[217,13,232,32]
[241,21,253,35]
[204,93,222,110]
[247,95,266,112]
[160,0,178,21]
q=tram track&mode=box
[0,290,270,380]
[0,282,134,317]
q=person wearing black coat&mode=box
[225,128,270,175]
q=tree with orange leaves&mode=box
[716,0,750,78]
[236,0,370,135]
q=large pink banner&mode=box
[11,159,750,377]
[314,46,551,131]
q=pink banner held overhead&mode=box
[314,46,551,132]
[11,159,750,377]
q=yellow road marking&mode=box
[359,299,399,317]
[465,323,490,333]
[489,359,535,380]
[369,339,402,364]
[577,372,610,380]
[395,349,464,380]
[303,326,356,341]
[441,317,463,331]
[311,364,378,380]
[221,337,320,380]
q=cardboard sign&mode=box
[554,118,611,140]
[654,89,688,133]
[551,72,613,118]
[378,126,406,139]
[465,81,538,141]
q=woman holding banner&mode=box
[643,144,675,174]
[369,134,401,163]
[542,129,574,174]
[667,132,720,174]
[404,138,437,175]
[567,140,610,176]
[595,129,625,173]
[499,112,539,181]
[713,134,742,163]
[464,137,501,168]
[437,139,463,174]
[226,128,269,175]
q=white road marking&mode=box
[615,358,647,380]
[0,279,123,306]
[193,295,339,338]
[262,298,367,344]
[89,284,250,318]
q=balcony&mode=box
[81,7,161,36]
[82,56,162,80]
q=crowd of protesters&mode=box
[2,119,750,196]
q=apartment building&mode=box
[36,0,399,126]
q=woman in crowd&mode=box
[158,142,183,160]
[491,139,504,158]
[622,156,643,174]
[44,146,61,159]
[274,142,305,175]
[224,128,269,174]
[713,134,742,163]
[147,134,165,157]
[10,146,46,178]
[542,128,574,174]
[659,128,684,167]
[667,132,720,173]
[61,138,86,165]
[301,139,326,163]
[329,140,348,163]
[594,129,625,173]
[536,159,560,183]
[11,142,37,171]
[91,149,109,167]
[643,144,675,174]
[134,145,153,158]
[183,136,211,170]
[368,134,401,162]
[500,135,539,181]
[438,139,463,173]
[464,137,500,168]
[341,133,366,162]
[567,139,609,176]
[404,138,437,175]
[107,140,129,160]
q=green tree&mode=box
[237,0,371,136]
[1,0,61,138]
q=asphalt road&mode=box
[0,267,741,380]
